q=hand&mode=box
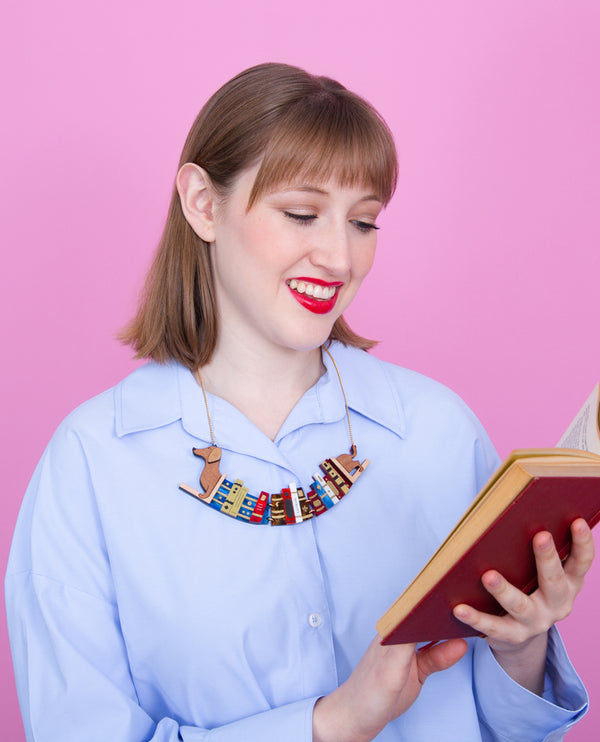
[452,518,595,692]
[312,636,468,742]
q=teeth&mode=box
[287,280,337,300]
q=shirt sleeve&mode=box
[5,419,319,742]
[472,628,588,742]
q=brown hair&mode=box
[121,63,398,369]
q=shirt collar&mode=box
[115,361,183,436]
[314,342,406,438]
[115,342,406,445]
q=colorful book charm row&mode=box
[179,445,369,526]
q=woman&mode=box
[6,63,593,742]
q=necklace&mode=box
[179,346,369,525]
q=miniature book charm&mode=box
[179,444,369,525]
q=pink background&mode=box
[2,1,599,739]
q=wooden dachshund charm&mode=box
[334,445,369,483]
[179,445,225,502]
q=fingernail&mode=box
[454,606,469,619]
[537,534,552,551]
[486,573,501,588]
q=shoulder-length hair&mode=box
[121,63,398,369]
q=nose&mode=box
[308,220,352,277]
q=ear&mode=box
[176,163,217,243]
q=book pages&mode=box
[557,384,600,455]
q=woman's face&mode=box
[209,163,383,356]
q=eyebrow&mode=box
[276,185,383,203]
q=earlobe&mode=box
[176,163,217,243]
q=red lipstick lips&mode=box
[287,277,343,315]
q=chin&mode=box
[278,322,337,354]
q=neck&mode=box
[199,336,327,441]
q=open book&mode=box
[376,384,600,645]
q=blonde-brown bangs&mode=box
[248,94,398,209]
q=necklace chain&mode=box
[322,345,355,451]
[196,366,216,446]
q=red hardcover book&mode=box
[377,449,600,645]
[250,491,269,523]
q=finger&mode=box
[453,568,539,643]
[453,601,532,644]
[452,602,501,639]
[531,531,570,601]
[563,518,595,580]
[481,569,535,620]
[416,639,468,685]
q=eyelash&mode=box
[283,212,380,233]
[284,212,316,225]
[353,221,380,234]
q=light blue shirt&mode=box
[6,343,588,741]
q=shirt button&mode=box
[308,612,322,628]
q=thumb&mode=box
[416,639,468,685]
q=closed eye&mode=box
[352,220,380,233]
[283,211,317,225]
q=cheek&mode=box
[237,219,289,266]
[215,224,268,274]
[352,243,377,281]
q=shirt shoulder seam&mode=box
[6,569,115,606]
